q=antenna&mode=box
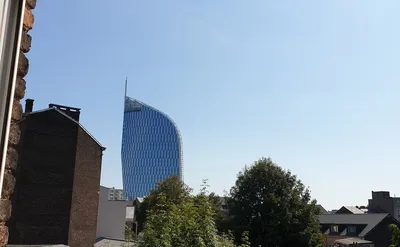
[124,77,128,98]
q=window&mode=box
[331,225,339,233]
[347,225,356,233]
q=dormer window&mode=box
[348,225,356,233]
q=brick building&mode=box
[7,100,105,246]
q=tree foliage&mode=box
[389,224,400,247]
[228,157,324,247]
[208,192,230,233]
[137,176,249,247]
[136,175,191,233]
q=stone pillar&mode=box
[0,0,36,246]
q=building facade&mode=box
[121,96,183,199]
[96,186,129,241]
[108,187,125,201]
[8,100,105,246]
[368,191,400,222]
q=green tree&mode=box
[136,175,191,232]
[208,192,230,233]
[137,177,249,247]
[228,157,324,247]
[389,224,400,247]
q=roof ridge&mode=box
[26,107,105,150]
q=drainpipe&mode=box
[0,0,26,199]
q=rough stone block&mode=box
[17,52,29,78]
[0,200,11,222]
[11,100,23,122]
[6,148,18,172]
[20,32,32,53]
[14,78,26,100]
[1,173,15,199]
[23,9,34,31]
[26,0,37,10]
[0,226,9,246]
[8,124,21,146]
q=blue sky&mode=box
[27,1,400,210]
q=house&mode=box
[8,100,105,246]
[319,213,400,247]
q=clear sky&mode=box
[27,1,400,210]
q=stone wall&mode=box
[0,1,36,246]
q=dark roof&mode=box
[319,213,389,237]
[25,107,105,150]
[337,206,365,214]
[317,204,328,214]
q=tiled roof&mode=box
[319,213,389,237]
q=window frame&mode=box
[0,0,26,199]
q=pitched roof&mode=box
[317,204,328,214]
[319,213,389,237]
[25,107,105,150]
[337,206,365,214]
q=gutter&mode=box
[0,0,26,199]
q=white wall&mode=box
[96,186,128,240]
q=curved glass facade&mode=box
[121,96,183,199]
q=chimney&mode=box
[25,99,34,113]
[49,103,81,122]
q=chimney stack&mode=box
[49,103,81,122]
[25,99,34,113]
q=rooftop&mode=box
[25,107,105,150]
[95,238,133,247]
[319,213,389,237]
[338,206,365,214]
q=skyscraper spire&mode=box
[124,77,128,98]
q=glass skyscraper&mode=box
[121,96,183,200]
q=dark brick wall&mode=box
[68,128,102,247]
[8,110,78,245]
[8,109,103,247]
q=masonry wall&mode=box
[0,1,36,246]
[8,110,78,245]
[68,128,103,247]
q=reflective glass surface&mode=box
[121,97,183,199]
